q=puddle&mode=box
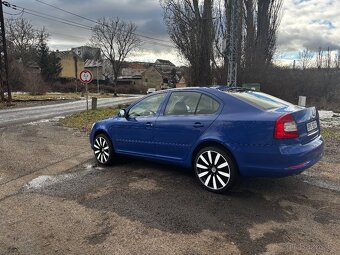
[301,172,340,192]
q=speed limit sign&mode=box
[79,70,93,83]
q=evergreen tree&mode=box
[47,52,62,81]
[36,29,62,81]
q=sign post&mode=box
[79,69,93,109]
[79,70,93,131]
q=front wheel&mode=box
[194,147,238,193]
[93,134,114,165]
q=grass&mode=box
[321,127,340,141]
[61,107,119,131]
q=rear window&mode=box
[229,91,293,110]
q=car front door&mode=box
[153,91,221,161]
[112,93,166,155]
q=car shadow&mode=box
[23,157,336,254]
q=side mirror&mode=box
[118,109,127,118]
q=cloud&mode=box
[277,0,340,53]
[4,0,175,61]
[5,0,338,66]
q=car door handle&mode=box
[193,122,204,128]
[146,122,153,127]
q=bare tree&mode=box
[212,0,227,84]
[326,47,331,69]
[5,17,44,65]
[243,0,283,82]
[316,47,324,69]
[334,49,340,69]
[298,48,314,69]
[161,0,282,85]
[161,0,214,86]
[90,17,141,95]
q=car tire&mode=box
[93,134,114,165]
[194,146,238,193]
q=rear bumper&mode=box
[234,135,324,177]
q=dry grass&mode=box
[60,107,119,131]
[321,127,340,141]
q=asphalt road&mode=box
[0,120,339,255]
[0,96,140,127]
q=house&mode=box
[56,50,84,79]
[84,59,103,80]
[116,75,143,87]
[155,59,176,72]
[72,46,101,61]
[84,59,113,81]
[141,59,181,90]
[84,60,144,87]
[121,62,147,76]
[142,66,164,90]
[176,76,187,88]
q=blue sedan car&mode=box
[90,87,324,193]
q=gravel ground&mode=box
[0,119,339,255]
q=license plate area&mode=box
[306,120,318,133]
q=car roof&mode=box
[159,86,251,97]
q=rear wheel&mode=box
[194,146,238,193]
[93,134,114,165]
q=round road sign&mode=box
[79,70,93,83]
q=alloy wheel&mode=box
[94,136,111,164]
[195,150,231,191]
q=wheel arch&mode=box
[93,129,109,138]
[191,140,238,170]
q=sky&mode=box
[3,0,340,67]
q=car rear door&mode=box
[153,91,221,161]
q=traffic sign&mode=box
[79,70,93,83]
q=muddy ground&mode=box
[0,120,339,255]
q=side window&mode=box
[196,94,220,115]
[165,92,201,115]
[128,93,165,117]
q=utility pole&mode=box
[96,61,99,93]
[226,0,239,87]
[0,0,11,103]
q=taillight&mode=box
[274,113,299,139]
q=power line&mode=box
[34,0,173,45]
[3,1,175,49]
[22,9,174,48]
[0,0,11,102]
[23,10,92,31]
[4,9,22,16]
[4,4,93,31]
[35,0,97,25]
[49,31,88,41]
[11,3,93,30]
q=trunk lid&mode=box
[272,106,320,144]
